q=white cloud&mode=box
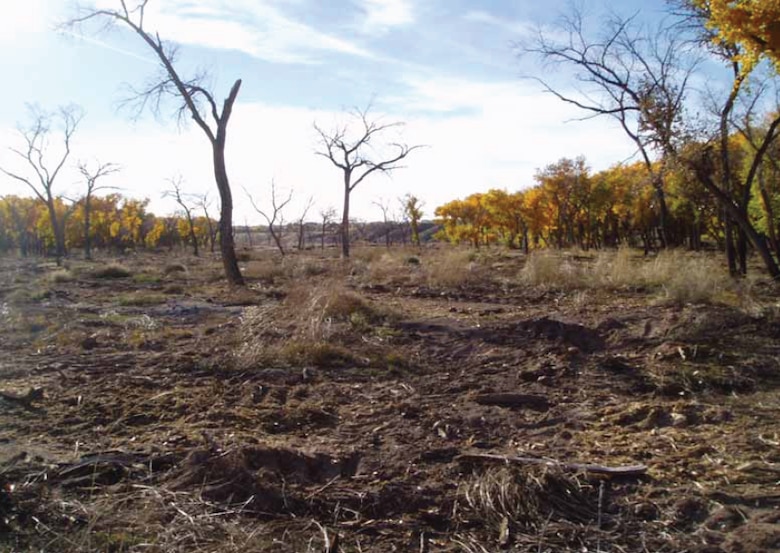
[90,0,373,63]
[0,0,60,42]
[355,0,415,35]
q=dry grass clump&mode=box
[48,268,75,283]
[236,279,399,370]
[163,262,188,275]
[425,249,484,288]
[456,466,603,551]
[242,258,290,285]
[521,247,731,304]
[520,250,582,288]
[91,263,132,279]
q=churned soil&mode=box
[1,250,778,552]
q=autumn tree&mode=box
[0,105,83,265]
[522,9,698,248]
[66,1,245,284]
[671,0,780,278]
[314,105,422,258]
[402,194,424,247]
[77,160,120,259]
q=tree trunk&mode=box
[211,80,244,285]
[84,196,92,260]
[213,141,243,284]
[341,178,351,258]
[186,213,199,257]
[46,198,65,266]
[695,166,780,279]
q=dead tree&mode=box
[163,176,199,256]
[314,105,422,258]
[318,206,337,251]
[244,181,292,256]
[0,105,83,266]
[296,196,314,251]
[194,192,218,253]
[372,197,394,248]
[522,10,698,248]
[77,160,120,260]
[65,1,244,284]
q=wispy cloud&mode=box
[462,10,536,38]
[93,0,376,64]
[355,0,415,35]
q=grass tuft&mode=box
[92,263,132,279]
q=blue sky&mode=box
[1,0,678,222]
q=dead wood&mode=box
[473,393,550,411]
[456,452,648,477]
[0,388,44,412]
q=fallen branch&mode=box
[456,452,648,477]
[473,393,550,411]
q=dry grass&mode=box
[91,263,132,279]
[236,278,400,370]
[520,247,732,304]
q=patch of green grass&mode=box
[132,272,163,284]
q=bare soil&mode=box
[1,250,779,552]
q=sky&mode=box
[0,0,682,224]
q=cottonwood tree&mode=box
[0,105,83,265]
[402,194,424,247]
[522,9,698,248]
[65,1,245,284]
[163,176,199,256]
[244,181,292,256]
[314,105,423,258]
[670,0,780,278]
[77,160,120,259]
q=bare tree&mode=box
[194,191,218,253]
[244,181,292,256]
[373,197,394,248]
[77,160,120,260]
[295,196,315,251]
[314,105,423,258]
[521,9,698,248]
[0,105,83,265]
[318,206,337,251]
[65,1,244,284]
[163,175,199,256]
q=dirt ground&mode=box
[1,248,779,552]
